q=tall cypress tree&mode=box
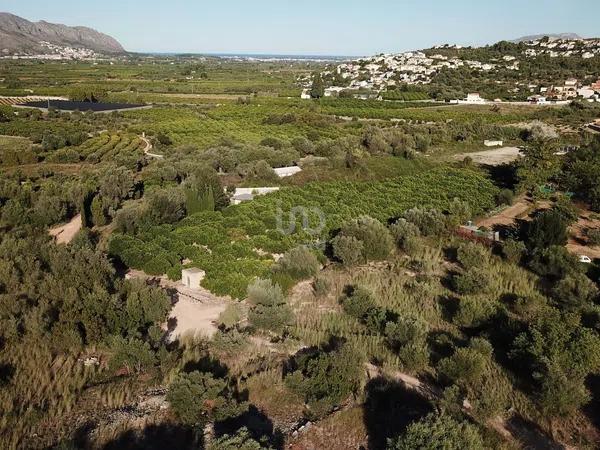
[310,72,325,99]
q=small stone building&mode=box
[181,268,205,289]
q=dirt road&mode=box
[141,136,164,159]
[454,146,522,166]
[49,214,82,244]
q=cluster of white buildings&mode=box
[299,37,599,101]
[330,51,495,90]
[1,41,101,60]
[301,50,520,99]
[528,78,600,103]
[522,38,600,59]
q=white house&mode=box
[458,93,486,104]
[578,87,596,99]
[181,268,205,289]
[528,95,547,104]
[274,166,302,178]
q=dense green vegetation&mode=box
[108,167,498,298]
[0,54,599,450]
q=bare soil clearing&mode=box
[49,214,82,244]
[161,281,230,341]
[476,196,538,228]
[478,196,600,259]
[125,270,230,340]
[453,146,522,166]
[567,213,600,259]
[167,294,228,341]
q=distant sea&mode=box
[145,52,356,62]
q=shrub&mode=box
[337,216,394,262]
[332,234,364,266]
[341,286,378,321]
[285,344,363,419]
[274,246,320,280]
[529,246,580,279]
[108,336,155,374]
[390,218,421,254]
[384,316,428,351]
[496,189,514,206]
[218,303,244,330]
[388,413,484,450]
[211,427,268,450]
[156,132,172,146]
[502,239,526,264]
[212,329,249,356]
[552,273,599,311]
[403,207,446,236]
[451,268,491,295]
[247,278,293,334]
[587,228,600,246]
[453,297,498,328]
[438,338,492,389]
[167,371,247,425]
[313,276,330,297]
[526,210,568,251]
[456,242,489,270]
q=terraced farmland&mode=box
[48,132,146,167]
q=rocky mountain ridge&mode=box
[0,12,125,56]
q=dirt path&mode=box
[141,136,164,159]
[49,214,82,244]
[453,146,522,166]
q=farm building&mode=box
[181,268,205,289]
[274,166,302,178]
[484,140,503,147]
[230,187,280,205]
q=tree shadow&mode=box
[437,295,460,322]
[100,423,201,450]
[66,422,201,450]
[182,355,229,378]
[0,362,14,386]
[484,163,518,190]
[504,415,563,450]
[215,404,284,450]
[584,374,600,431]
[363,377,434,450]
[426,330,464,365]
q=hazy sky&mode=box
[2,0,599,55]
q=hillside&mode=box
[512,32,582,42]
[0,12,125,56]
[311,36,600,102]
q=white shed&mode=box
[274,166,302,178]
[181,268,205,289]
[230,187,280,205]
[484,140,503,147]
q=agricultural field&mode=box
[0,135,37,166]
[47,132,147,167]
[108,167,499,299]
[0,54,599,450]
